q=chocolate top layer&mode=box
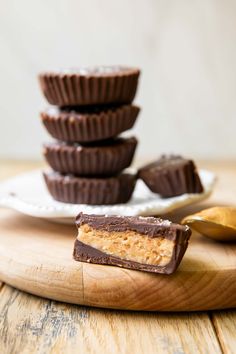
[39,66,140,77]
[76,213,191,241]
[139,155,192,173]
[44,105,139,117]
[47,171,136,181]
[44,136,137,150]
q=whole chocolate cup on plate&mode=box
[38,66,140,106]
[43,137,137,176]
[41,105,140,143]
[43,171,137,205]
[138,155,204,198]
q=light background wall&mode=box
[0,0,236,161]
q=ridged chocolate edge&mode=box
[73,236,190,274]
[43,137,137,176]
[41,105,140,143]
[38,70,140,106]
[139,161,204,197]
[44,172,137,205]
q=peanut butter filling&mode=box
[77,224,174,266]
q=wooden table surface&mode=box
[0,160,236,354]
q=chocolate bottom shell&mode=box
[43,137,137,176]
[38,66,140,106]
[41,105,140,143]
[44,171,137,205]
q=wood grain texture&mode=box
[211,311,236,354]
[0,284,222,354]
[0,207,235,311]
[0,160,235,353]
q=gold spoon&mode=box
[182,206,236,242]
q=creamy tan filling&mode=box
[77,224,174,266]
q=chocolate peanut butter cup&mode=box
[138,155,204,198]
[38,66,140,106]
[73,213,191,274]
[43,137,137,176]
[44,172,136,205]
[41,105,139,143]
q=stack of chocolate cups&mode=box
[38,66,140,205]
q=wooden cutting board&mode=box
[0,207,235,311]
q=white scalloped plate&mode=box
[0,169,216,224]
